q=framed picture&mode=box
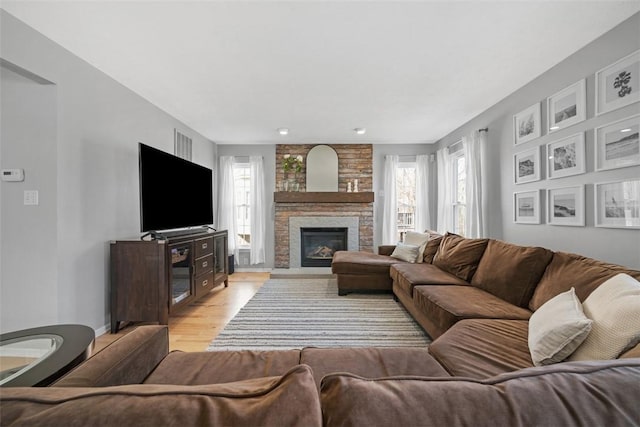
[547,185,585,227]
[595,114,640,171]
[547,79,586,133]
[595,179,640,229]
[547,132,586,179]
[514,190,541,224]
[596,49,640,115]
[514,146,541,184]
[513,103,541,145]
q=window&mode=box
[396,162,416,241]
[233,162,250,247]
[452,152,466,235]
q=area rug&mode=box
[207,278,431,351]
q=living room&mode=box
[1,2,639,341]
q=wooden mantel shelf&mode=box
[274,191,374,203]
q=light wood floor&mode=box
[94,272,269,353]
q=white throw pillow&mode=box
[569,273,640,361]
[528,287,592,366]
[390,242,421,263]
[403,231,430,263]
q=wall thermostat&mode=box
[1,169,25,182]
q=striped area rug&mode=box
[207,278,431,351]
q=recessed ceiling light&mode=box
[620,128,632,133]
[354,128,366,135]
[278,128,289,135]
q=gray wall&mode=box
[216,144,276,269]
[372,144,437,248]
[1,65,58,332]
[0,10,217,334]
[435,13,640,268]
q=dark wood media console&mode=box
[110,230,228,333]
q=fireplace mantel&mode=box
[274,192,374,203]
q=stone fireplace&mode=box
[274,144,374,268]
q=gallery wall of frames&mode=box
[512,49,640,230]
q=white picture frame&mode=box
[514,190,541,224]
[596,49,640,115]
[547,132,586,179]
[513,103,541,145]
[595,114,640,171]
[547,185,585,227]
[514,146,541,185]
[547,79,586,133]
[595,180,640,229]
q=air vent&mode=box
[174,129,192,161]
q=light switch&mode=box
[24,190,39,205]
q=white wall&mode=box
[0,10,216,334]
[435,13,640,268]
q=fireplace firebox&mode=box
[300,227,348,267]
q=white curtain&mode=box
[382,155,399,244]
[217,156,238,259]
[463,130,487,238]
[414,154,432,233]
[436,148,453,234]
[249,156,265,265]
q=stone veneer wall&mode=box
[274,144,374,268]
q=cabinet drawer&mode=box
[195,254,214,277]
[195,237,214,258]
[195,271,214,297]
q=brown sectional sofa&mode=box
[2,325,639,426]
[2,233,640,425]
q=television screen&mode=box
[139,143,213,232]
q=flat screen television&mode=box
[139,143,213,233]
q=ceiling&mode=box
[2,1,639,145]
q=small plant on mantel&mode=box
[282,154,304,174]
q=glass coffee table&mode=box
[0,324,95,387]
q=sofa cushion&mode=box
[300,347,449,389]
[391,263,468,298]
[413,285,531,336]
[390,242,421,263]
[470,239,553,307]
[432,233,488,281]
[569,273,640,361]
[529,251,640,311]
[528,288,592,366]
[429,319,533,378]
[331,251,400,275]
[1,365,322,427]
[319,359,640,427]
[144,349,301,385]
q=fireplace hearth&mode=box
[300,227,348,267]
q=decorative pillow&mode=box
[528,288,592,366]
[404,231,430,263]
[423,235,443,263]
[390,242,421,263]
[569,273,640,361]
[432,233,489,281]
